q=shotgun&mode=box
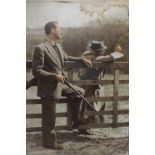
[64,78,98,112]
[26,76,98,112]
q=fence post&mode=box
[67,69,73,81]
[66,69,73,130]
[112,69,120,128]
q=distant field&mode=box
[27,29,45,59]
[26,19,129,62]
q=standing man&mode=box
[32,21,92,150]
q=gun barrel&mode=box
[64,78,98,112]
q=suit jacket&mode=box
[32,40,82,99]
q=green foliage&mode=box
[61,19,128,61]
[26,19,129,63]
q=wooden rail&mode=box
[26,61,129,132]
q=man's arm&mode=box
[95,53,124,62]
[32,46,57,80]
[64,52,92,68]
[95,44,124,62]
[64,52,82,61]
[95,55,114,62]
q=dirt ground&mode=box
[27,127,128,155]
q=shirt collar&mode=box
[45,39,57,46]
[51,42,57,46]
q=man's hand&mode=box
[55,74,65,84]
[82,58,92,68]
[115,44,122,53]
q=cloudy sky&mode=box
[26,0,128,28]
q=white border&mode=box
[0,0,155,155]
[130,0,155,154]
[0,0,26,154]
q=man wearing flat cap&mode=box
[78,40,124,124]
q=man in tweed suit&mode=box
[32,21,92,150]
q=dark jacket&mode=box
[32,40,82,98]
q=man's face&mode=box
[50,23,62,40]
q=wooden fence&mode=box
[26,60,129,132]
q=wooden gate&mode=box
[26,61,129,132]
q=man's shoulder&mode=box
[34,43,45,50]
